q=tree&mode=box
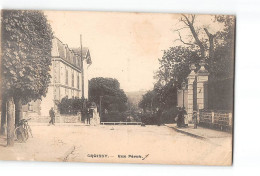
[89,77,128,121]
[154,14,235,111]
[138,90,157,113]
[155,46,201,89]
[58,96,88,115]
[1,10,53,146]
[174,14,235,81]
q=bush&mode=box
[140,107,179,125]
[57,96,89,115]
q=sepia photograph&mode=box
[0,10,235,166]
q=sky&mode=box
[44,11,219,92]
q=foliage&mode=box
[139,80,177,114]
[138,90,157,113]
[89,77,128,121]
[1,10,53,103]
[155,15,235,93]
[208,15,235,81]
[57,96,89,115]
[139,14,235,118]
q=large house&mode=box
[23,37,92,117]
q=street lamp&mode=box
[159,79,166,104]
[160,80,166,87]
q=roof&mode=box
[71,47,92,65]
[52,37,91,69]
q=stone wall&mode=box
[26,114,81,123]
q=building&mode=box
[23,37,92,117]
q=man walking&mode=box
[49,107,55,125]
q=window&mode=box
[28,102,33,111]
[65,69,68,85]
[65,88,68,96]
[77,74,80,89]
[72,71,74,87]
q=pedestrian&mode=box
[192,111,198,129]
[177,107,182,127]
[182,107,188,127]
[86,108,91,125]
[49,107,55,125]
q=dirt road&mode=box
[0,124,232,165]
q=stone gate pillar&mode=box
[187,64,196,123]
[196,61,209,110]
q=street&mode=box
[0,123,232,165]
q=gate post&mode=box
[196,60,209,111]
[187,64,196,123]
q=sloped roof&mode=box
[71,47,92,64]
[52,37,83,69]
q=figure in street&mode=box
[182,107,188,127]
[49,107,55,125]
[176,107,183,127]
[86,108,91,125]
[192,111,198,129]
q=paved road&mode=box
[0,124,232,165]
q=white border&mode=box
[1,0,260,175]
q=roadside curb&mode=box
[166,125,207,140]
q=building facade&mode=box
[23,37,92,117]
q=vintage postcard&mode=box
[0,10,235,165]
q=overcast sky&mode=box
[45,11,219,92]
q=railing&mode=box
[199,109,232,131]
[101,122,142,125]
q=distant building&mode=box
[23,37,92,116]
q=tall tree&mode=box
[1,10,53,146]
[154,14,235,112]
[89,77,128,121]
[174,14,235,81]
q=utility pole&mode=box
[80,35,85,122]
[81,34,84,99]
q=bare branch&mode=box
[180,15,189,26]
[191,14,196,24]
[174,30,194,46]
[172,26,189,32]
[181,14,191,26]
[181,14,206,58]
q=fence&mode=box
[199,109,232,131]
[101,122,142,125]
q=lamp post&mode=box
[160,80,166,105]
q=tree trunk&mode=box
[0,98,7,135]
[182,15,206,59]
[204,28,215,60]
[6,97,15,147]
[14,97,23,127]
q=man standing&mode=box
[176,107,182,127]
[182,107,188,127]
[49,107,55,125]
[86,108,91,125]
[192,111,198,129]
